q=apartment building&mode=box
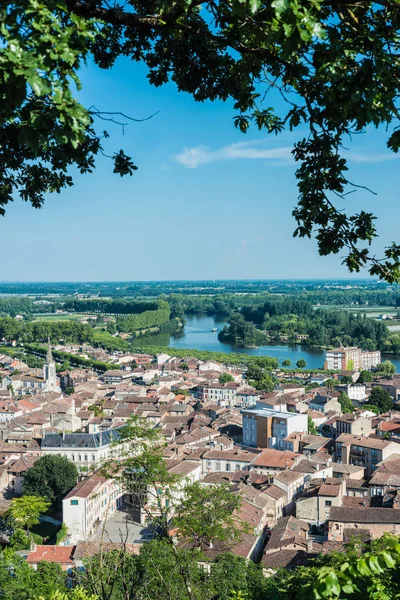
[324,347,381,371]
[63,472,125,542]
[335,433,400,476]
[242,408,308,449]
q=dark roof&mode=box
[41,427,121,449]
[262,550,315,570]
[330,507,400,524]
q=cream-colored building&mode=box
[296,479,346,525]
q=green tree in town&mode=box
[219,372,235,385]
[325,379,337,390]
[296,359,306,369]
[358,370,373,384]
[369,386,393,414]
[339,392,354,415]
[308,416,318,436]
[23,455,78,509]
[8,495,50,536]
[106,321,117,335]
[378,360,396,375]
[251,375,275,393]
[0,550,68,600]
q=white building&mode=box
[337,383,366,402]
[242,408,308,449]
[63,472,125,542]
[41,428,124,472]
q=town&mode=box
[1,332,400,584]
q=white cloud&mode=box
[174,141,293,168]
[174,139,400,169]
[347,152,400,164]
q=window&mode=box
[216,462,221,471]
[71,500,78,506]
[235,464,241,471]
[84,455,88,462]
[78,454,81,462]
[325,500,332,507]
[226,463,231,472]
[92,454,96,462]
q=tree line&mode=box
[63,298,162,315]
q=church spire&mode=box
[46,337,53,363]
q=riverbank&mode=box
[134,314,400,371]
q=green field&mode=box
[33,313,94,321]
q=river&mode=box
[137,315,400,370]
[169,315,327,369]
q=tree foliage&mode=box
[8,495,50,532]
[369,386,393,413]
[4,1,400,278]
[338,392,354,415]
[23,455,78,509]
[219,372,235,384]
[219,313,266,347]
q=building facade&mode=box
[242,408,308,449]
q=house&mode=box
[371,377,400,401]
[283,432,334,455]
[331,462,365,480]
[62,472,125,542]
[328,506,400,541]
[292,457,333,481]
[335,433,400,477]
[273,471,309,512]
[296,478,346,525]
[263,485,287,527]
[308,410,327,428]
[5,454,40,494]
[202,447,259,475]
[336,384,366,402]
[102,370,133,384]
[251,448,301,475]
[242,408,308,449]
[308,395,341,415]
[369,457,400,496]
[277,384,306,396]
[27,545,77,571]
[262,515,309,561]
[335,414,373,438]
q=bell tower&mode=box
[44,338,59,392]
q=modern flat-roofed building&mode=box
[242,408,308,449]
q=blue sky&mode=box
[2,57,399,281]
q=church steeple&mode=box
[46,337,53,363]
[44,337,59,393]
